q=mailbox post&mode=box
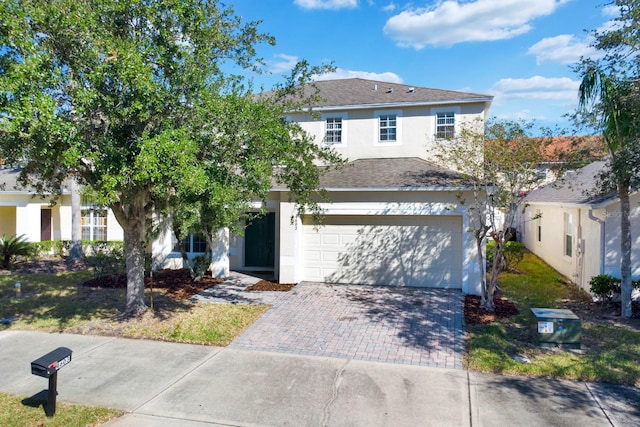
[31,347,72,417]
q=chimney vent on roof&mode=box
[386,88,393,93]
[374,84,377,91]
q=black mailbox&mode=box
[31,347,72,378]
[30,347,72,417]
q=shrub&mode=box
[85,241,125,278]
[30,240,56,258]
[0,234,34,268]
[589,274,621,301]
[486,240,525,271]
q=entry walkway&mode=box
[207,280,465,369]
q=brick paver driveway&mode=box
[225,282,465,369]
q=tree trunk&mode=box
[476,231,488,307]
[110,191,149,317]
[619,184,632,318]
[68,178,84,261]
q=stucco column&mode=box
[461,208,482,296]
[278,200,303,283]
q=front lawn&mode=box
[465,252,640,385]
[0,268,270,345]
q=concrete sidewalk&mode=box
[1,331,639,426]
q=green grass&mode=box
[1,271,270,346]
[0,392,122,427]
[1,268,271,425]
[466,252,640,385]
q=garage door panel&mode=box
[302,216,462,288]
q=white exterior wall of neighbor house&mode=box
[0,192,124,243]
[603,196,640,280]
[522,197,640,292]
[290,103,486,162]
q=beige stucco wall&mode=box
[290,102,487,162]
[0,206,16,236]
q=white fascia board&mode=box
[273,186,477,192]
[310,98,493,113]
[310,202,465,216]
[524,200,593,209]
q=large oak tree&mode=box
[0,0,341,316]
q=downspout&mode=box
[575,209,584,289]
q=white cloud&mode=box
[384,0,569,49]
[602,4,620,18]
[382,2,397,12]
[268,54,299,74]
[527,35,600,65]
[490,76,580,103]
[294,0,358,10]
[315,67,403,83]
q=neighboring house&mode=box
[520,160,640,292]
[534,135,604,186]
[153,78,494,295]
[0,167,123,244]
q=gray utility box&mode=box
[531,308,581,349]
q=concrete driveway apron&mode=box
[225,281,465,369]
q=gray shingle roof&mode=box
[525,160,615,205]
[0,167,30,192]
[267,78,493,110]
[318,157,469,189]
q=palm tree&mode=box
[578,63,640,318]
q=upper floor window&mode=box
[436,112,455,139]
[379,114,397,142]
[325,117,342,144]
[81,208,107,241]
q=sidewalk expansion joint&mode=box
[129,346,224,414]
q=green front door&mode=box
[244,213,275,268]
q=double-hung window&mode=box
[173,234,207,254]
[81,197,108,241]
[325,117,342,144]
[436,112,455,139]
[564,213,573,257]
[379,114,397,142]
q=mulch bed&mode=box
[464,295,520,325]
[80,268,296,299]
[246,281,297,292]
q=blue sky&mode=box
[229,0,618,132]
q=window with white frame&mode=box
[325,117,342,144]
[436,112,455,139]
[172,234,207,253]
[379,114,397,142]
[564,213,573,257]
[81,208,107,241]
[536,209,542,242]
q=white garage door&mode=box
[302,215,462,288]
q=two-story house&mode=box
[153,78,493,295]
